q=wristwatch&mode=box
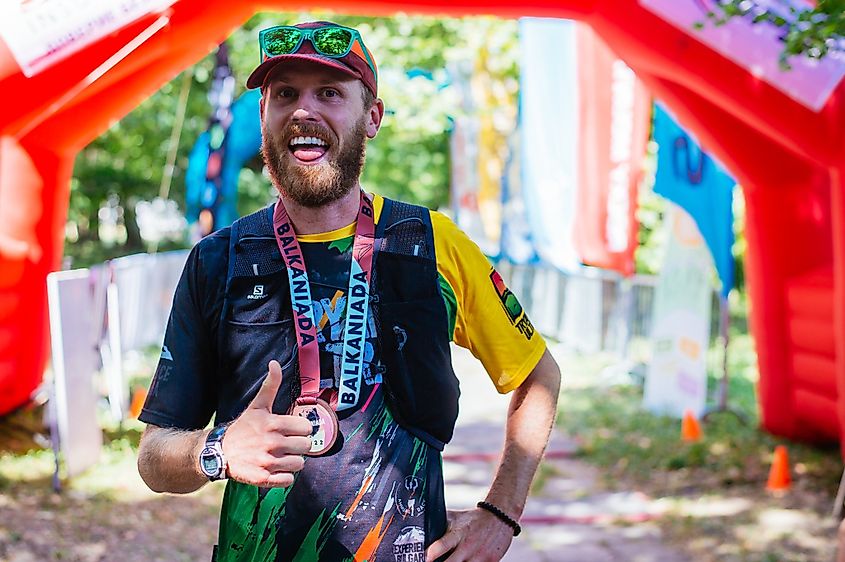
[199,424,228,481]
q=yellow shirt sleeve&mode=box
[430,210,546,393]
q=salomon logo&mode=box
[247,285,266,300]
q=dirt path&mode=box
[446,344,688,562]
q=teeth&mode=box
[289,136,327,147]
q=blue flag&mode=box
[653,103,736,297]
[186,89,262,231]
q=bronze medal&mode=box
[290,398,339,456]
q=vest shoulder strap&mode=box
[226,204,282,282]
[377,197,435,261]
[219,205,278,350]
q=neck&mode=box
[279,183,363,235]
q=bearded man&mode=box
[137,21,561,562]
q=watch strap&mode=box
[207,424,227,444]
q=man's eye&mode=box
[323,89,339,98]
[278,88,295,98]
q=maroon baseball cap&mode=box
[246,21,378,97]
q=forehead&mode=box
[264,60,360,90]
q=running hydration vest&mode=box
[216,198,460,450]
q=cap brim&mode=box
[246,54,362,90]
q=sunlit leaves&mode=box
[705,0,845,69]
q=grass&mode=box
[0,420,146,493]
[554,332,844,561]
[557,333,841,491]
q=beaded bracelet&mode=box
[476,501,522,537]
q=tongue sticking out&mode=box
[293,146,327,162]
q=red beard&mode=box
[261,119,367,208]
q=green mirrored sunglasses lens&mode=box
[264,28,302,55]
[312,27,353,56]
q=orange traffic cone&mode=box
[129,386,148,419]
[766,445,792,492]
[681,409,702,442]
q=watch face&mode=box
[200,447,223,478]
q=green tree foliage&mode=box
[635,141,666,276]
[67,12,519,267]
[70,62,216,265]
[700,0,845,68]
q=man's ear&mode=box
[366,98,385,139]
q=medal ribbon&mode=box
[272,192,375,411]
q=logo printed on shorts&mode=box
[247,284,266,300]
[396,475,425,518]
[393,525,425,562]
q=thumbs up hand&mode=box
[221,360,314,487]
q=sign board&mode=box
[643,205,713,418]
[640,0,845,111]
[0,0,175,77]
[47,269,102,477]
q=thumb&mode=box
[250,360,283,411]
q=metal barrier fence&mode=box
[495,261,724,357]
[495,261,662,355]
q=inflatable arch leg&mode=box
[0,137,72,414]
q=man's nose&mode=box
[292,94,319,121]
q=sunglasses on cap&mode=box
[258,24,378,81]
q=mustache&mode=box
[280,122,337,145]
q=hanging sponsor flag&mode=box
[450,114,498,256]
[640,0,845,112]
[186,88,262,235]
[653,103,736,297]
[643,205,713,418]
[473,46,508,257]
[572,24,652,277]
[449,44,508,259]
[499,128,539,264]
[0,0,176,77]
[517,17,581,272]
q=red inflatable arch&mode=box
[1,1,844,450]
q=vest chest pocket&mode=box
[223,273,295,379]
[379,296,460,450]
[375,252,438,302]
[226,273,290,323]
[217,274,298,421]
